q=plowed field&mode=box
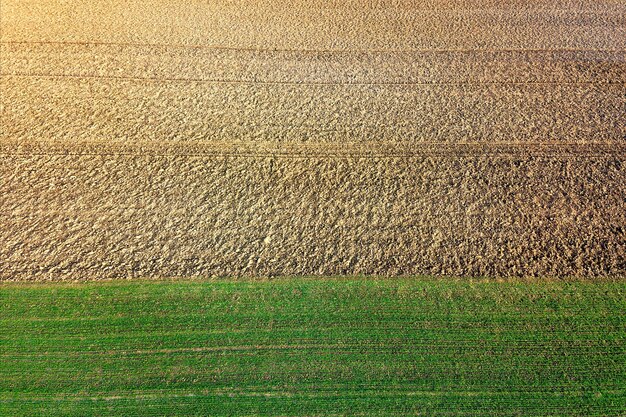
[1,0,625,279]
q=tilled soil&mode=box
[1,0,625,280]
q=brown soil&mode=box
[1,0,624,280]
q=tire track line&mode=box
[2,40,625,54]
[1,140,625,158]
[3,72,624,86]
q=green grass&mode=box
[1,278,624,416]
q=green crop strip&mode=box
[1,278,624,416]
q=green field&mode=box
[1,278,624,416]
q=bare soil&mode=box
[1,0,624,280]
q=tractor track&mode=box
[1,140,625,158]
